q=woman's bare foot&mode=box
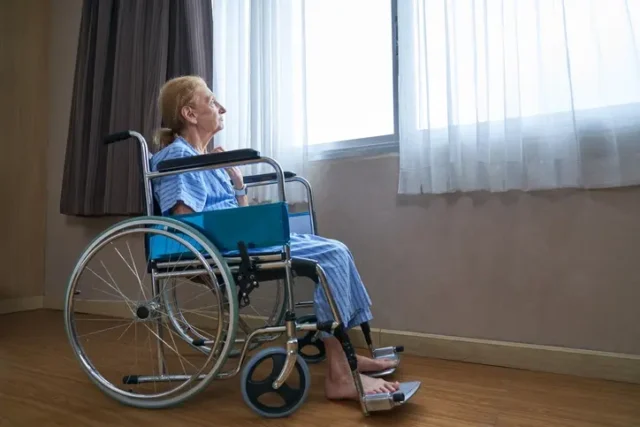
[325,373,400,400]
[356,354,398,372]
[322,336,400,401]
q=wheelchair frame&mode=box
[63,130,419,418]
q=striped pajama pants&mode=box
[289,233,373,331]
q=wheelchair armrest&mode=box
[244,171,297,184]
[156,149,261,173]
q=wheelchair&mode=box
[63,130,420,418]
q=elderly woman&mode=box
[150,75,399,401]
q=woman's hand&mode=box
[212,146,244,189]
[227,166,244,189]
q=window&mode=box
[409,0,640,132]
[304,0,398,159]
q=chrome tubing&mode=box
[151,274,167,376]
[152,261,287,279]
[315,264,343,325]
[271,323,299,389]
[283,247,296,315]
[291,176,317,235]
[270,244,299,389]
[124,131,154,216]
[154,254,284,270]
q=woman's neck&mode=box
[179,128,211,154]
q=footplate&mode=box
[363,346,404,378]
[362,381,421,413]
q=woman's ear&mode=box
[180,105,197,125]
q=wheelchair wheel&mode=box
[296,314,326,364]
[63,216,238,409]
[241,347,311,418]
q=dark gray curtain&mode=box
[60,0,213,216]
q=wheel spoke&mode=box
[276,383,302,407]
[77,322,131,338]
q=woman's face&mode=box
[187,85,227,135]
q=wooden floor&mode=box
[1,310,640,427]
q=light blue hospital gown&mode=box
[150,137,373,330]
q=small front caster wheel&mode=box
[241,347,311,418]
[297,314,326,364]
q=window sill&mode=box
[308,136,399,162]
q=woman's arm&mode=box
[235,193,249,207]
[211,146,249,207]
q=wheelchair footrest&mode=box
[362,381,421,413]
[362,346,404,378]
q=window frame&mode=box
[308,0,399,162]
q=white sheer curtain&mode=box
[397,0,640,194]
[211,0,308,203]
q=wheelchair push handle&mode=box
[103,131,134,145]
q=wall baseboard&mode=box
[0,296,45,315]
[348,326,640,385]
[40,297,640,384]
